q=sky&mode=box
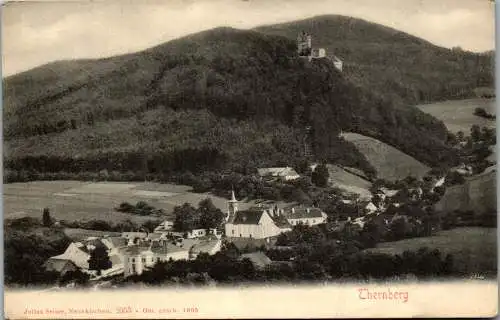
[1,0,496,77]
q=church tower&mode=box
[226,189,238,223]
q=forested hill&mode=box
[255,15,495,106]
[4,26,458,181]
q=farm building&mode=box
[283,207,328,226]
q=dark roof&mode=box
[44,258,78,273]
[232,210,264,225]
[271,214,292,229]
[150,242,188,255]
[284,208,324,220]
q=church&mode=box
[224,191,292,240]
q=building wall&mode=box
[124,250,190,277]
[288,216,326,226]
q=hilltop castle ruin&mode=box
[297,31,343,72]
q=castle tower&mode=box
[297,31,312,57]
[226,189,238,222]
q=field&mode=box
[365,227,497,275]
[342,132,430,181]
[434,166,496,215]
[3,181,258,224]
[417,98,496,134]
[326,164,372,199]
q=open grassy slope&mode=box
[434,166,496,215]
[3,181,258,224]
[417,98,496,134]
[342,132,430,181]
[364,227,497,275]
[326,164,372,199]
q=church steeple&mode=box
[227,188,238,222]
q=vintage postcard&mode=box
[2,0,497,318]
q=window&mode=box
[232,230,235,235]
[240,234,242,237]
[157,257,161,262]
[142,258,145,263]
[249,234,252,238]
[131,258,135,263]
[313,220,315,223]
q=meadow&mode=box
[326,164,372,199]
[342,132,430,181]
[3,181,257,224]
[417,98,496,134]
[364,227,497,275]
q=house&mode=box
[331,55,343,72]
[452,164,473,176]
[43,259,79,276]
[311,48,327,59]
[154,220,174,232]
[283,207,327,226]
[46,241,94,270]
[239,252,272,270]
[364,202,378,214]
[257,167,300,181]
[123,240,190,277]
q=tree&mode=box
[470,125,482,143]
[198,198,225,229]
[173,203,199,232]
[142,220,160,233]
[42,208,52,227]
[311,164,329,187]
[88,246,112,276]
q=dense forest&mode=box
[4,17,489,183]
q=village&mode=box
[41,159,467,287]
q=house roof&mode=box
[257,167,299,177]
[232,210,264,225]
[240,252,272,268]
[284,207,325,220]
[102,237,128,250]
[44,258,78,273]
[122,245,151,256]
[150,242,189,255]
[271,214,293,229]
[122,232,148,238]
[109,254,123,266]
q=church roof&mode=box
[232,210,263,225]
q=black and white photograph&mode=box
[2,0,497,318]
